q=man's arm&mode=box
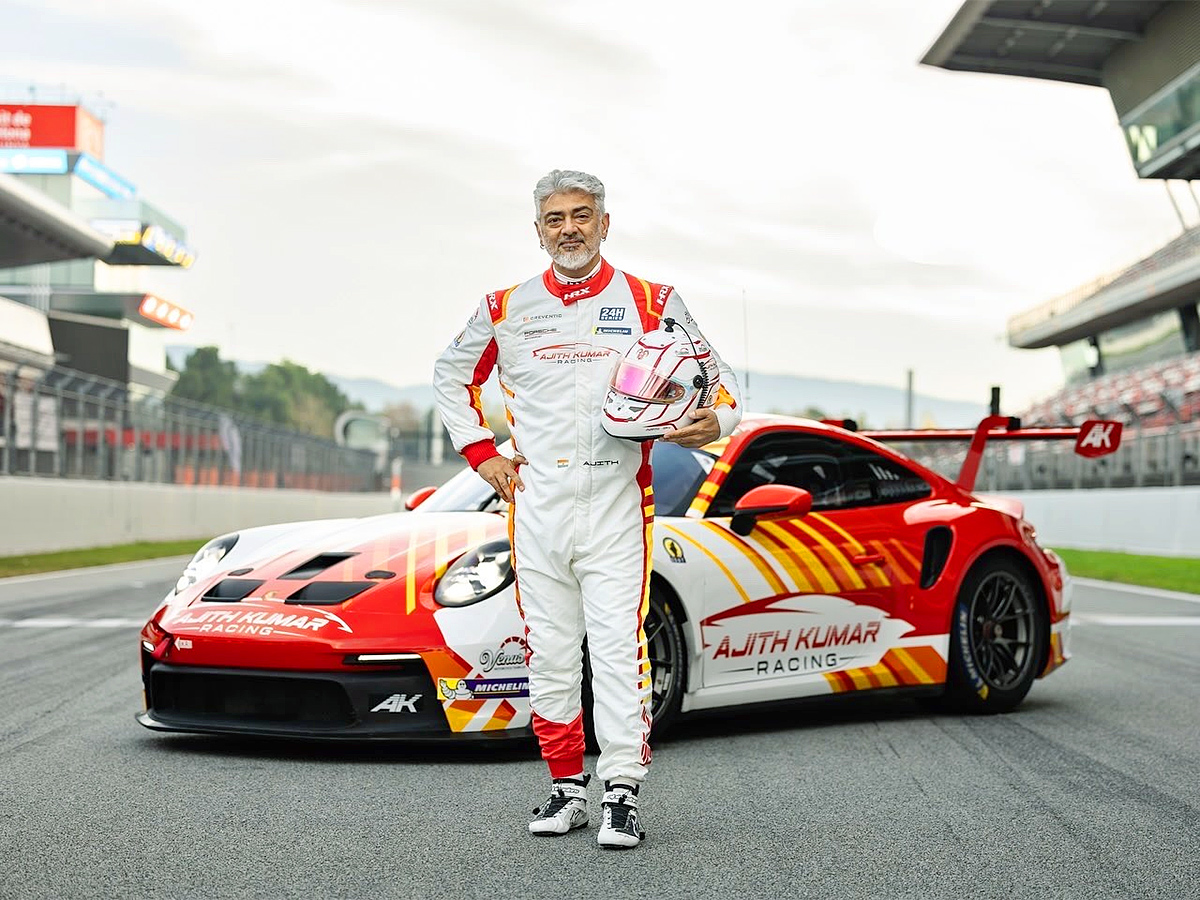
[659,289,743,447]
[432,298,526,501]
[432,299,504,469]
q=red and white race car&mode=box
[136,414,1121,741]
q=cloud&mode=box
[0,0,1180,417]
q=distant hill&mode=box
[167,345,987,428]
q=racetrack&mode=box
[1,563,1197,900]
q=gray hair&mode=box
[533,169,605,219]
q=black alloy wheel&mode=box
[582,586,687,743]
[642,586,687,735]
[942,557,1048,714]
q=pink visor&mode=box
[610,360,686,404]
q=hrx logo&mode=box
[370,693,422,713]
[1074,420,1123,458]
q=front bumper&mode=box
[137,661,531,741]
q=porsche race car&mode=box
[136,414,1121,741]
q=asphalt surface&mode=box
[1,563,1198,900]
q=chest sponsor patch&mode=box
[598,307,625,322]
[532,343,616,364]
[522,327,561,339]
[594,326,632,335]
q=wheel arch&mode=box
[960,543,1053,671]
[649,572,701,693]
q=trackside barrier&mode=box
[999,487,1200,557]
[0,364,379,490]
[0,477,396,556]
[895,422,1200,491]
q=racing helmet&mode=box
[602,318,720,441]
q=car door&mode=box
[695,430,930,690]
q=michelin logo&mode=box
[438,677,530,700]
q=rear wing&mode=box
[826,415,1124,493]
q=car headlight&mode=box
[434,539,514,608]
[174,533,239,594]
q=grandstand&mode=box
[924,2,1200,430]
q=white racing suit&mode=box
[433,258,742,782]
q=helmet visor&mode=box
[610,360,687,404]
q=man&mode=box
[433,170,741,849]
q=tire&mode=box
[582,585,688,745]
[942,556,1048,714]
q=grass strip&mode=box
[0,539,206,578]
[1052,548,1200,595]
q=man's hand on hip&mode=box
[661,408,721,448]
[478,453,526,502]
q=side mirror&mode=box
[730,485,812,536]
[404,486,438,511]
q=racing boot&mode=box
[528,774,590,836]
[597,781,645,849]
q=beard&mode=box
[548,233,601,270]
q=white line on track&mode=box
[1073,578,1200,605]
[0,556,192,586]
[1074,614,1200,627]
[0,617,144,628]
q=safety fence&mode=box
[0,364,381,491]
[893,421,1200,491]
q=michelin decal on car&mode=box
[438,677,530,700]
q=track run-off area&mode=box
[0,560,1197,900]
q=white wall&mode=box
[0,477,394,556]
[3,477,1196,559]
[1006,486,1200,557]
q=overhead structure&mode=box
[922,1,1200,179]
[0,170,112,268]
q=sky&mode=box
[0,0,1190,411]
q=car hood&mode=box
[156,511,508,654]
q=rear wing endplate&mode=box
[848,415,1123,492]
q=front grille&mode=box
[151,670,354,727]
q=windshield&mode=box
[416,441,716,517]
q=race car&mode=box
[136,414,1121,741]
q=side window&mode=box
[707,432,930,516]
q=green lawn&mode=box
[1052,548,1200,595]
[0,539,206,578]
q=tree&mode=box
[170,350,358,437]
[171,346,238,408]
[240,360,356,436]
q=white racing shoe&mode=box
[528,775,590,836]
[597,782,645,849]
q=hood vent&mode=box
[280,553,359,580]
[201,579,264,602]
[286,581,374,606]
